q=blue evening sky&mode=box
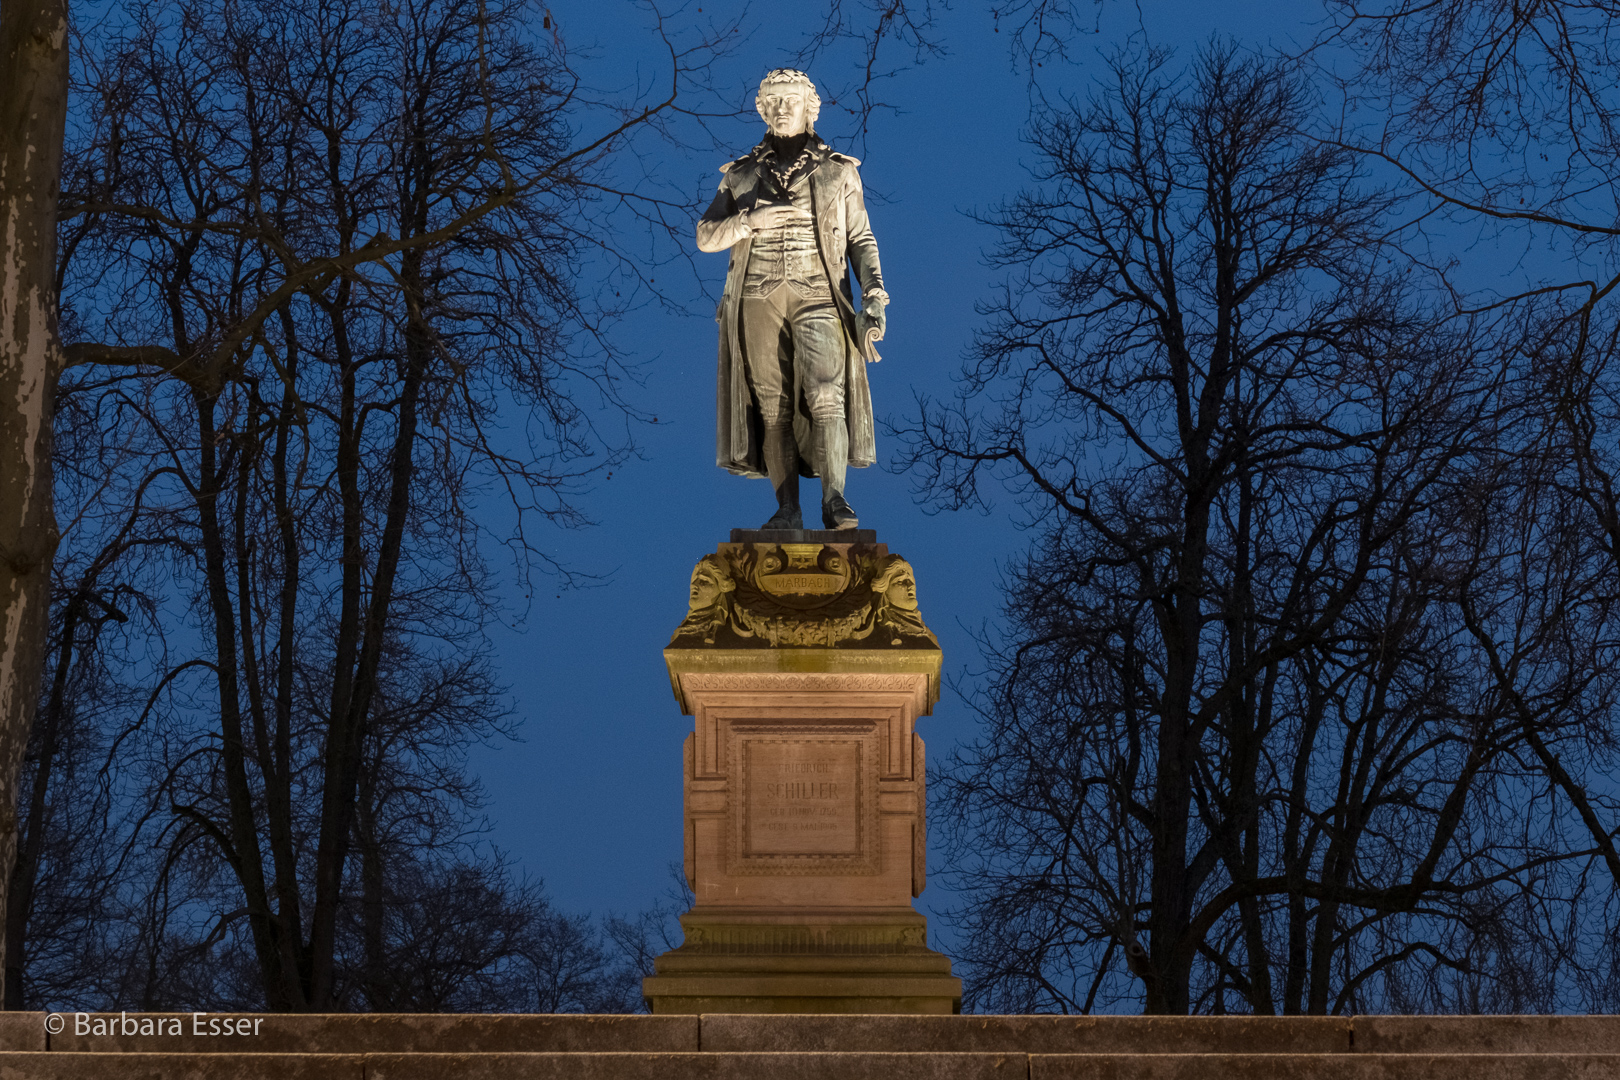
[467,0,1325,930]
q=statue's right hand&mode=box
[746,202,813,231]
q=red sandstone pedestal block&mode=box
[642,535,962,1014]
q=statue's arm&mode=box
[696,184,751,253]
[842,170,886,308]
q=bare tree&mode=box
[0,0,70,1008]
[3,578,134,1009]
[1321,0,1620,910]
[902,42,1558,1014]
[2,0,746,1008]
[1323,0,1620,278]
[15,0,731,1012]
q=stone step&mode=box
[1030,1056,1620,1079]
[0,1050,1025,1079]
[12,1013,696,1054]
[6,1016,1613,1062]
[701,1014,1355,1053]
[1,1052,1619,1080]
[700,1014,1620,1054]
[1350,1015,1620,1053]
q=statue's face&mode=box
[885,572,918,611]
[759,84,809,137]
[690,567,722,609]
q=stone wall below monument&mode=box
[11,1011,1617,1076]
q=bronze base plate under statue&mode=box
[642,534,961,1014]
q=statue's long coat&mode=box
[697,139,884,478]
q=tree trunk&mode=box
[308,244,430,1007]
[2,595,76,1008]
[0,0,68,1010]
[192,389,293,1007]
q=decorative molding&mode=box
[684,672,927,694]
[728,723,877,735]
[679,923,925,953]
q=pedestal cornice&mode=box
[663,651,942,715]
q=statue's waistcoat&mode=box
[743,180,830,300]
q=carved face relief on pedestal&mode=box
[869,556,932,645]
[690,560,727,609]
[755,68,821,137]
[674,554,740,644]
[884,568,918,611]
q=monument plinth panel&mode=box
[737,733,868,864]
[644,536,959,1014]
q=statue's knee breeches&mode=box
[794,303,846,423]
[741,286,846,425]
[741,292,792,423]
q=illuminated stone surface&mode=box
[646,536,960,1014]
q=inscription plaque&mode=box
[727,727,880,876]
[746,741,860,856]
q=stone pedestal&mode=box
[642,533,961,1014]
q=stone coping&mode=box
[0,1052,1619,1080]
[3,1012,1616,1056]
[13,1013,693,1054]
[700,1014,1620,1053]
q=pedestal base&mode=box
[650,536,959,1015]
[643,908,961,1014]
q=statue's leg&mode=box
[742,290,802,530]
[793,297,858,530]
[816,417,856,530]
[760,420,802,529]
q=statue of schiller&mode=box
[697,68,888,532]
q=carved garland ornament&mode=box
[671,543,937,648]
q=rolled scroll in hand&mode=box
[857,311,885,363]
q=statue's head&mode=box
[870,557,919,612]
[688,554,735,611]
[756,68,821,138]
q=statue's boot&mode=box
[815,419,859,530]
[760,420,803,530]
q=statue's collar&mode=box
[748,134,830,191]
[749,133,831,163]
